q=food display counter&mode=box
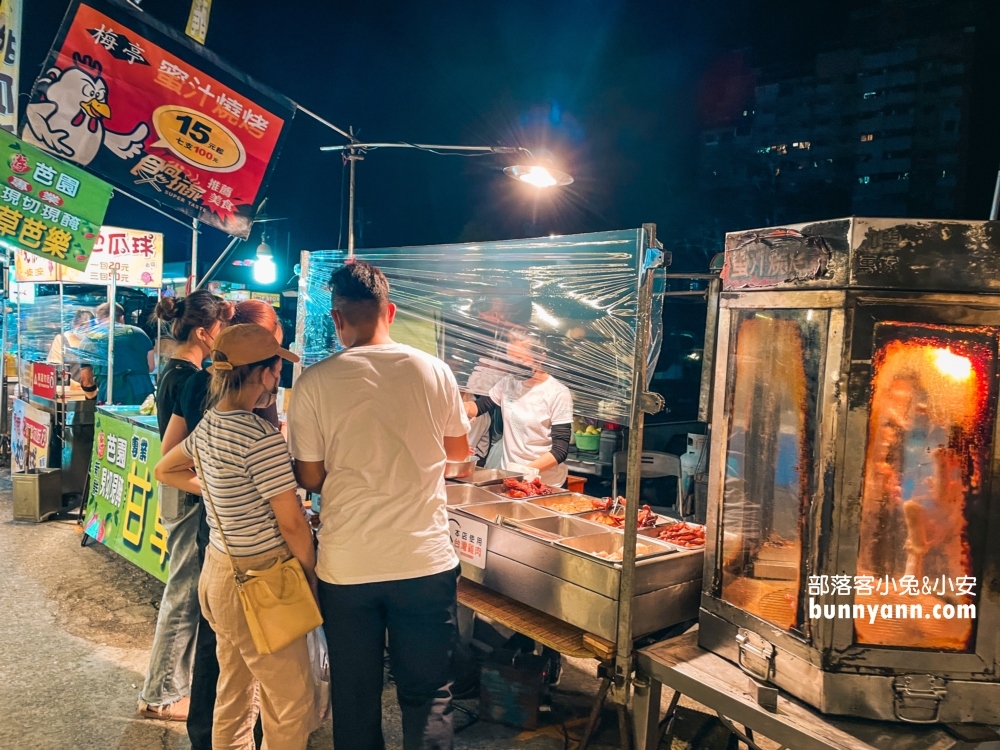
[446,480,703,642]
[80,406,169,582]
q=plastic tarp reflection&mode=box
[296,229,663,425]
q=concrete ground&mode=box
[0,469,744,750]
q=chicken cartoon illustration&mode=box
[23,53,148,166]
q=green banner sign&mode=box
[0,128,112,271]
[83,411,169,582]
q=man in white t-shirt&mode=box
[288,261,470,750]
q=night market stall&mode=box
[0,124,117,520]
[634,218,1000,750]
[296,225,707,737]
[7,223,165,529]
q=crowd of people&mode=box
[76,260,575,750]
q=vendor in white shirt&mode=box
[465,331,573,486]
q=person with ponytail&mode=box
[136,290,233,722]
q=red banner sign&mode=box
[31,362,56,400]
[23,0,294,238]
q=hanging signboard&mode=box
[14,224,163,287]
[11,398,52,473]
[185,0,211,45]
[83,409,169,582]
[22,0,294,239]
[0,0,23,132]
[63,225,163,286]
[0,129,112,270]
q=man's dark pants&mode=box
[318,565,460,750]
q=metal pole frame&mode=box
[155,287,162,374]
[106,271,117,404]
[613,223,666,698]
[0,248,11,460]
[347,147,359,258]
[190,218,199,289]
[991,164,1000,221]
[698,276,722,423]
[57,282,66,451]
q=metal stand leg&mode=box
[616,702,633,750]
[453,701,479,733]
[78,472,92,546]
[658,690,682,748]
[717,713,784,750]
[633,676,662,750]
[577,676,612,750]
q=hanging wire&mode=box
[399,143,499,157]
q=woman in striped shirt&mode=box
[155,324,317,750]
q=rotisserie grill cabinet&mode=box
[700,217,1000,724]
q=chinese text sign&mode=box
[0,0,22,132]
[83,411,169,582]
[15,224,163,287]
[0,128,111,270]
[23,0,294,238]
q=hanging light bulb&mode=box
[253,233,277,285]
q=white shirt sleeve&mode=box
[442,364,472,438]
[488,376,509,406]
[287,374,326,462]
[550,382,574,425]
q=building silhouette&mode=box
[697,0,998,229]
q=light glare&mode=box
[518,166,558,188]
[254,256,277,285]
[934,347,972,381]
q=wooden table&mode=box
[458,578,626,748]
[633,632,1000,750]
[457,578,616,661]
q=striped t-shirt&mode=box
[182,408,298,557]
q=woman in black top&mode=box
[136,291,233,721]
[160,298,283,750]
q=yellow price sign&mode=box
[151,105,246,172]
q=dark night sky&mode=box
[20,0,863,280]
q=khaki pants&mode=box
[199,544,315,750]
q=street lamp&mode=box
[319,141,574,255]
[253,233,277,285]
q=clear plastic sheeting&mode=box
[296,229,664,426]
[10,291,102,384]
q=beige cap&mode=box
[209,323,299,371]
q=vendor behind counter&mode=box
[466,331,573,487]
[78,302,155,405]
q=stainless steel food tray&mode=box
[445,484,502,507]
[459,500,556,523]
[557,530,677,563]
[486,483,571,499]
[527,493,602,514]
[447,494,704,641]
[575,510,678,528]
[451,468,524,486]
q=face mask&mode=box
[505,360,533,380]
[255,370,279,409]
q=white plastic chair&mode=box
[611,450,684,515]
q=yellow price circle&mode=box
[151,105,247,173]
